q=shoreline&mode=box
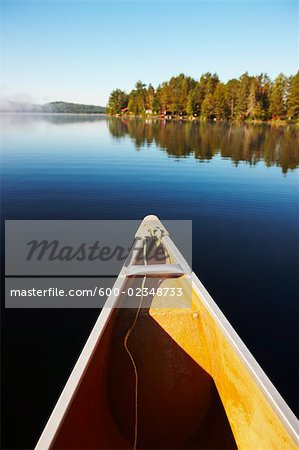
[108,114,299,127]
[1,112,298,127]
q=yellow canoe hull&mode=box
[150,274,298,449]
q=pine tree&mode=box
[214,83,229,120]
[128,90,138,114]
[156,83,169,113]
[199,73,219,97]
[225,79,239,119]
[246,75,270,120]
[247,80,258,118]
[179,78,189,113]
[179,77,195,113]
[287,71,299,118]
[187,84,204,116]
[201,94,215,119]
[128,81,147,115]
[259,74,271,120]
[269,73,288,118]
[237,73,252,119]
[146,84,155,111]
[186,93,194,116]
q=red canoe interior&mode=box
[51,240,236,449]
[51,303,236,449]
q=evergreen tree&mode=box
[146,84,155,111]
[199,73,219,95]
[128,91,138,114]
[214,83,229,119]
[168,74,190,113]
[225,79,239,119]
[201,94,215,119]
[258,74,271,120]
[128,81,147,115]
[186,84,204,116]
[247,75,270,120]
[179,77,191,113]
[186,93,194,116]
[269,73,288,118]
[248,78,259,118]
[237,72,252,118]
[156,82,171,112]
[287,71,299,118]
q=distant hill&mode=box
[0,100,106,114]
[43,101,105,114]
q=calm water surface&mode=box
[1,114,299,448]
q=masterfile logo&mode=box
[5,220,192,275]
[25,238,166,263]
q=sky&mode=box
[0,0,298,106]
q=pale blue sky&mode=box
[1,0,298,105]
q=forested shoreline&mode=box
[107,72,299,122]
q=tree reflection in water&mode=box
[107,118,299,174]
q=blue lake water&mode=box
[1,114,299,448]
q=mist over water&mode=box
[0,93,39,113]
[1,114,299,449]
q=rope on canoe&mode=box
[123,227,163,450]
[123,238,147,450]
